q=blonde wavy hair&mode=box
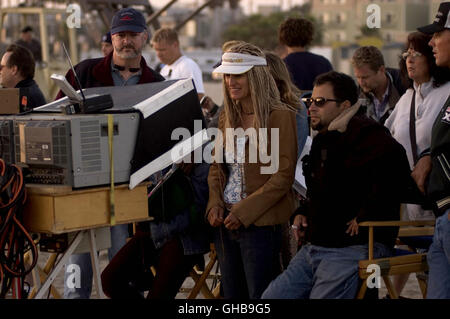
[222,40,245,52]
[264,51,303,112]
[221,42,293,132]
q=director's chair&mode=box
[357,220,435,299]
[186,243,221,299]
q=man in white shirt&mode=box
[151,28,205,101]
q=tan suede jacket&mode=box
[206,108,298,227]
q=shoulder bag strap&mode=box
[409,90,419,165]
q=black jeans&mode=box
[101,231,200,299]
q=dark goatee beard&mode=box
[311,122,324,132]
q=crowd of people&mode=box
[1,1,449,300]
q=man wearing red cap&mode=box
[417,1,450,299]
[56,7,163,99]
[59,8,164,299]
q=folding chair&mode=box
[150,243,221,299]
[25,252,62,299]
[186,243,221,299]
[357,220,435,299]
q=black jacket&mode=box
[16,78,46,111]
[301,105,412,248]
[428,95,450,216]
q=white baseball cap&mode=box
[213,52,267,75]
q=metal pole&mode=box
[146,0,178,26]
[175,0,215,31]
[38,8,50,98]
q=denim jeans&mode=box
[261,242,392,299]
[427,209,450,299]
[64,224,129,299]
[214,223,282,299]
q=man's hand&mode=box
[207,206,224,227]
[224,212,242,230]
[412,155,432,194]
[346,218,359,236]
[292,214,308,245]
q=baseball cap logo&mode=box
[434,11,443,22]
[120,13,133,21]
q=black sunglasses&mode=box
[302,97,343,107]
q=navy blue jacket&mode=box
[16,78,46,111]
[284,51,333,91]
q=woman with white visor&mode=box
[206,42,298,299]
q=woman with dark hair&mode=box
[384,31,450,296]
[398,33,450,90]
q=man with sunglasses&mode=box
[262,71,413,299]
[0,44,46,111]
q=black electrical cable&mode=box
[0,159,38,298]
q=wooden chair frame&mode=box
[186,243,221,299]
[151,243,221,299]
[357,220,435,299]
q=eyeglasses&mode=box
[402,51,423,60]
[302,97,342,107]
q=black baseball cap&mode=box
[21,26,33,33]
[102,32,112,44]
[417,2,450,34]
[110,8,146,35]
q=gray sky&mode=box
[159,0,306,15]
[0,0,305,15]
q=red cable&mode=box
[0,159,38,298]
